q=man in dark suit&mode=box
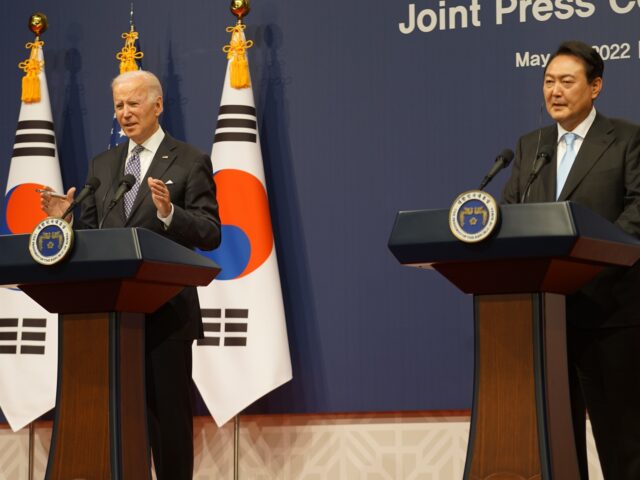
[41,70,220,480]
[502,41,640,479]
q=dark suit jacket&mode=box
[79,131,221,343]
[502,112,640,327]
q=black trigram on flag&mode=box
[213,105,257,144]
[12,120,56,159]
[197,308,248,347]
[0,317,47,355]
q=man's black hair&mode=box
[545,40,604,83]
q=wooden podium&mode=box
[0,228,220,480]
[388,202,640,480]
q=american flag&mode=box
[109,114,129,149]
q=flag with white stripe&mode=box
[193,27,292,426]
[0,43,60,431]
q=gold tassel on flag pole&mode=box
[117,30,143,73]
[116,3,143,74]
[224,0,253,89]
[19,13,48,104]
[116,30,143,73]
[116,26,144,73]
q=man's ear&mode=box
[155,97,164,117]
[591,77,603,100]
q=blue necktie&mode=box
[556,133,577,200]
[124,144,144,218]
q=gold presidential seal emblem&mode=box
[29,217,74,265]
[449,190,499,243]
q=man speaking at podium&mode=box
[502,41,640,479]
[41,70,221,480]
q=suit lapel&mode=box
[126,133,177,224]
[557,113,615,201]
[99,143,129,224]
[108,142,129,195]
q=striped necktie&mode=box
[124,144,144,218]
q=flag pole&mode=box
[28,421,34,480]
[233,415,240,480]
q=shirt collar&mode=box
[557,107,596,143]
[127,127,166,156]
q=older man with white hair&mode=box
[42,69,221,480]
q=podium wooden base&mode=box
[46,312,151,480]
[464,293,579,480]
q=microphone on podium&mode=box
[60,177,101,220]
[520,145,554,203]
[479,149,514,190]
[99,174,136,229]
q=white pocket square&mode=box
[165,180,174,185]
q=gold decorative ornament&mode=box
[223,24,253,89]
[28,12,48,36]
[230,0,250,22]
[116,31,143,73]
[20,13,48,103]
[115,4,143,73]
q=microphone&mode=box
[520,145,554,203]
[60,177,101,220]
[109,174,136,208]
[99,174,136,229]
[479,149,514,190]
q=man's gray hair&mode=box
[111,70,163,101]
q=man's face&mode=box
[543,54,602,131]
[113,77,163,145]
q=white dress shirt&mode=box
[125,127,174,225]
[555,107,597,181]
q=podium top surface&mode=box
[0,227,219,287]
[388,201,640,269]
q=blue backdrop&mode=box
[2,0,640,422]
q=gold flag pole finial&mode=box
[224,0,253,89]
[19,13,48,103]
[116,4,143,73]
[230,0,250,24]
[28,13,48,37]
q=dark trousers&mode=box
[567,324,640,480]
[146,336,195,480]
